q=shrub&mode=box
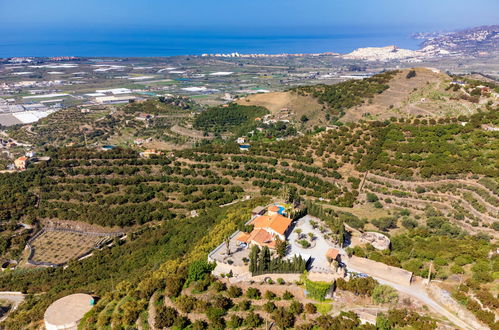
[192,320,207,330]
[299,239,311,248]
[277,278,285,285]
[337,277,378,296]
[193,277,211,292]
[272,307,295,328]
[282,290,294,300]
[174,315,190,329]
[450,264,465,274]
[165,276,184,297]
[264,290,277,300]
[402,218,418,229]
[406,70,417,79]
[290,300,304,314]
[155,306,178,328]
[237,300,251,311]
[227,314,243,329]
[227,285,243,298]
[206,307,226,322]
[175,295,198,313]
[188,260,215,283]
[246,287,261,299]
[263,301,277,313]
[366,193,379,202]
[372,285,399,304]
[415,186,426,194]
[372,217,396,231]
[244,312,263,328]
[210,281,226,292]
[305,303,317,314]
[212,295,233,310]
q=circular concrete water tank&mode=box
[44,293,94,330]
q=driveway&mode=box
[287,215,337,273]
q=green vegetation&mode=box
[292,70,399,119]
[350,225,495,282]
[193,104,268,134]
[0,75,497,329]
[249,245,307,275]
[376,309,436,329]
[302,273,333,301]
[0,198,264,328]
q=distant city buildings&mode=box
[201,51,339,58]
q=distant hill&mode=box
[415,25,499,56]
[238,68,497,124]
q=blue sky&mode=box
[0,0,497,33]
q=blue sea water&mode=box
[0,27,421,58]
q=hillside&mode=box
[236,91,327,127]
[1,109,497,328]
[6,98,200,149]
[238,68,498,124]
[416,25,499,56]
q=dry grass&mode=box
[341,68,483,122]
[30,230,108,265]
[324,203,390,220]
[236,91,326,127]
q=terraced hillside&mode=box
[5,108,497,233]
[7,98,197,148]
[239,68,498,124]
[0,102,497,328]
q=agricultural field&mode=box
[7,98,198,149]
[0,64,497,329]
[29,230,110,265]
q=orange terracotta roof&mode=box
[250,229,273,245]
[17,156,28,161]
[326,248,340,260]
[251,213,292,236]
[268,205,280,212]
[236,232,251,243]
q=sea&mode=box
[0,26,422,58]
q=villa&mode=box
[14,156,29,170]
[236,205,292,249]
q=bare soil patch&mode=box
[237,91,326,126]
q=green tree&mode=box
[372,285,399,304]
[249,245,260,273]
[275,237,288,259]
[272,307,295,328]
[155,306,178,328]
[188,260,215,283]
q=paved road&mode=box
[0,292,25,322]
[345,266,475,330]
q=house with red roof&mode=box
[14,156,29,170]
[236,205,293,249]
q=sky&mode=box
[0,0,498,33]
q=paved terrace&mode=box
[288,215,337,274]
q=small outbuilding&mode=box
[326,248,341,263]
[44,293,94,330]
